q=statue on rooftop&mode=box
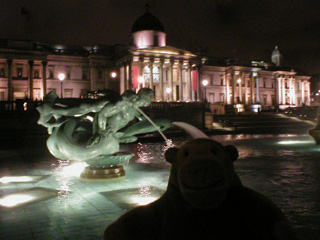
[37,89,171,178]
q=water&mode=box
[0,134,319,239]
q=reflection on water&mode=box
[132,134,320,238]
[210,134,320,236]
[51,159,73,204]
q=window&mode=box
[263,95,267,105]
[17,67,23,77]
[47,88,56,94]
[82,70,87,80]
[220,75,224,85]
[220,93,225,102]
[0,92,4,100]
[34,69,39,78]
[209,74,214,85]
[0,68,5,77]
[49,69,54,79]
[67,70,71,79]
[263,79,266,88]
[64,89,73,98]
[97,69,102,79]
[153,34,158,46]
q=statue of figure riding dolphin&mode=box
[37,89,171,172]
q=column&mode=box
[119,66,125,94]
[238,72,243,103]
[196,65,201,101]
[169,58,174,101]
[225,73,229,104]
[231,71,236,104]
[289,77,293,105]
[187,64,192,101]
[28,60,34,100]
[178,61,183,101]
[244,73,248,104]
[6,59,12,101]
[159,58,164,101]
[250,73,254,104]
[255,74,260,103]
[301,80,305,105]
[275,74,280,106]
[90,66,96,91]
[123,63,127,91]
[292,78,296,105]
[307,81,311,105]
[42,61,47,98]
[149,58,154,92]
[128,61,132,90]
[282,78,286,104]
[139,56,144,89]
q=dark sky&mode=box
[1,0,320,75]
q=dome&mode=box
[131,10,165,33]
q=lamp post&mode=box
[58,73,65,98]
[166,87,172,101]
[202,79,208,102]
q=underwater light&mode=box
[129,195,158,206]
[0,176,48,184]
[0,194,35,208]
[0,187,59,208]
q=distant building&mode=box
[0,7,311,111]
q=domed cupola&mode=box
[131,5,166,48]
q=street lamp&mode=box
[202,79,208,102]
[58,73,65,98]
[111,72,117,78]
[166,87,172,101]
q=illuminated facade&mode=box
[0,9,311,109]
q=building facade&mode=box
[0,9,311,111]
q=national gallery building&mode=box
[0,9,311,111]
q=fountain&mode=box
[37,89,172,179]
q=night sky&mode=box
[1,0,320,75]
